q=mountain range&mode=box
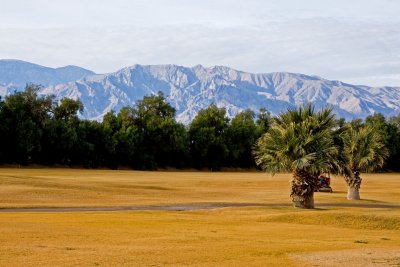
[1,59,399,123]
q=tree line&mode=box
[0,85,268,169]
[0,84,399,173]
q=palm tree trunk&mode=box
[347,186,360,200]
[291,169,316,209]
[344,171,362,200]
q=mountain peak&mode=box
[1,60,400,123]
[0,59,95,89]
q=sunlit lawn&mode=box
[0,168,399,266]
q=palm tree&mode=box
[254,105,342,209]
[340,124,388,200]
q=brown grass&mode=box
[0,168,399,266]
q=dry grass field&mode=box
[0,168,399,266]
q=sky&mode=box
[1,0,400,86]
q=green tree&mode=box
[132,92,188,169]
[74,120,116,168]
[340,124,389,200]
[102,110,125,168]
[189,104,229,170]
[225,109,258,167]
[365,113,400,171]
[41,119,79,165]
[256,108,272,136]
[0,96,5,163]
[0,84,53,164]
[114,107,141,168]
[40,98,83,165]
[254,105,342,209]
[349,118,363,128]
[53,98,83,121]
[388,114,400,128]
[388,114,400,170]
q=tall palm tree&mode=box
[254,105,342,209]
[340,124,388,200]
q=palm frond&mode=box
[341,124,388,172]
[253,104,340,175]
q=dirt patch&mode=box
[0,202,399,212]
[290,248,400,267]
[0,203,286,212]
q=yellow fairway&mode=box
[0,168,399,266]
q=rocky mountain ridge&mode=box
[0,59,94,95]
[1,60,399,123]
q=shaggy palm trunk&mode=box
[344,172,362,200]
[290,169,316,209]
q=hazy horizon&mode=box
[1,0,399,87]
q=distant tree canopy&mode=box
[189,104,229,170]
[0,85,53,164]
[0,84,399,171]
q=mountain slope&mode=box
[40,64,400,123]
[0,59,95,94]
[1,60,399,123]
